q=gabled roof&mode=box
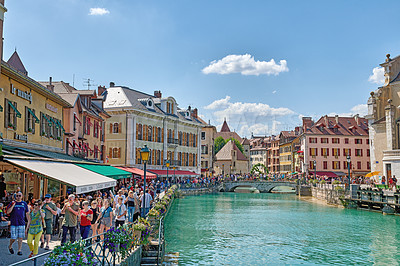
[7,51,28,75]
[221,120,231,132]
[241,138,250,145]
[104,86,202,124]
[305,116,368,136]
[215,140,248,161]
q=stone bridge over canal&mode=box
[221,181,298,193]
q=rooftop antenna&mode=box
[83,78,97,90]
[72,74,75,88]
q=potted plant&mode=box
[44,240,96,265]
[133,218,152,246]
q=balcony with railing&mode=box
[167,138,179,145]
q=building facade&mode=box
[367,53,400,179]
[200,124,216,177]
[104,85,202,173]
[267,136,280,174]
[214,140,249,176]
[300,115,370,178]
[279,131,297,175]
[249,136,268,172]
[39,81,110,162]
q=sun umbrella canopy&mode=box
[365,171,380,177]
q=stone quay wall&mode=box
[311,184,346,206]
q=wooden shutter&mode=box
[109,123,112,133]
[136,124,138,140]
[118,147,121,158]
[109,148,112,158]
[162,128,164,143]
[172,130,175,139]
[118,122,122,133]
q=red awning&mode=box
[310,171,338,177]
[148,169,200,177]
[115,167,156,180]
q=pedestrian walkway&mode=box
[0,235,60,266]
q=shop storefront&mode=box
[0,156,117,203]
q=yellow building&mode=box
[279,131,296,175]
[1,53,71,151]
[0,52,72,200]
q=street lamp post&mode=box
[347,156,351,192]
[140,145,150,218]
[166,160,170,184]
[313,160,316,180]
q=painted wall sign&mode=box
[45,103,58,113]
[14,133,28,142]
[11,84,32,103]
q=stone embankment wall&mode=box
[311,184,346,206]
[178,186,219,196]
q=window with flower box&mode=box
[25,107,38,134]
[5,99,19,130]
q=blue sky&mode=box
[3,0,397,137]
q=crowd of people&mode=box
[0,178,169,259]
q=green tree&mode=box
[251,163,268,175]
[214,136,226,154]
[226,137,244,154]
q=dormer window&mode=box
[148,100,152,107]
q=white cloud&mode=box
[327,104,368,117]
[202,96,298,137]
[272,90,277,94]
[89,8,110,16]
[368,67,385,85]
[204,96,231,110]
[202,54,289,76]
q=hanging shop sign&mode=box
[14,133,28,142]
[45,103,58,113]
[11,84,33,103]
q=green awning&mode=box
[8,101,21,118]
[43,114,52,126]
[28,108,40,123]
[50,117,58,128]
[75,164,132,180]
[56,120,65,132]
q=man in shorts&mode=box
[61,194,80,245]
[41,194,57,250]
[7,192,30,255]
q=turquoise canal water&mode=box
[164,193,400,265]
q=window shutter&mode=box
[118,147,121,158]
[25,107,28,133]
[118,123,122,133]
[172,130,175,139]
[109,123,112,133]
[136,124,139,140]
[162,129,164,143]
[361,149,363,156]
[109,148,112,158]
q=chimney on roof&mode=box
[98,85,106,96]
[46,77,54,92]
[154,90,162,98]
[191,108,198,119]
[324,115,328,126]
[354,114,359,125]
[335,115,339,124]
[302,117,313,131]
[109,82,115,87]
